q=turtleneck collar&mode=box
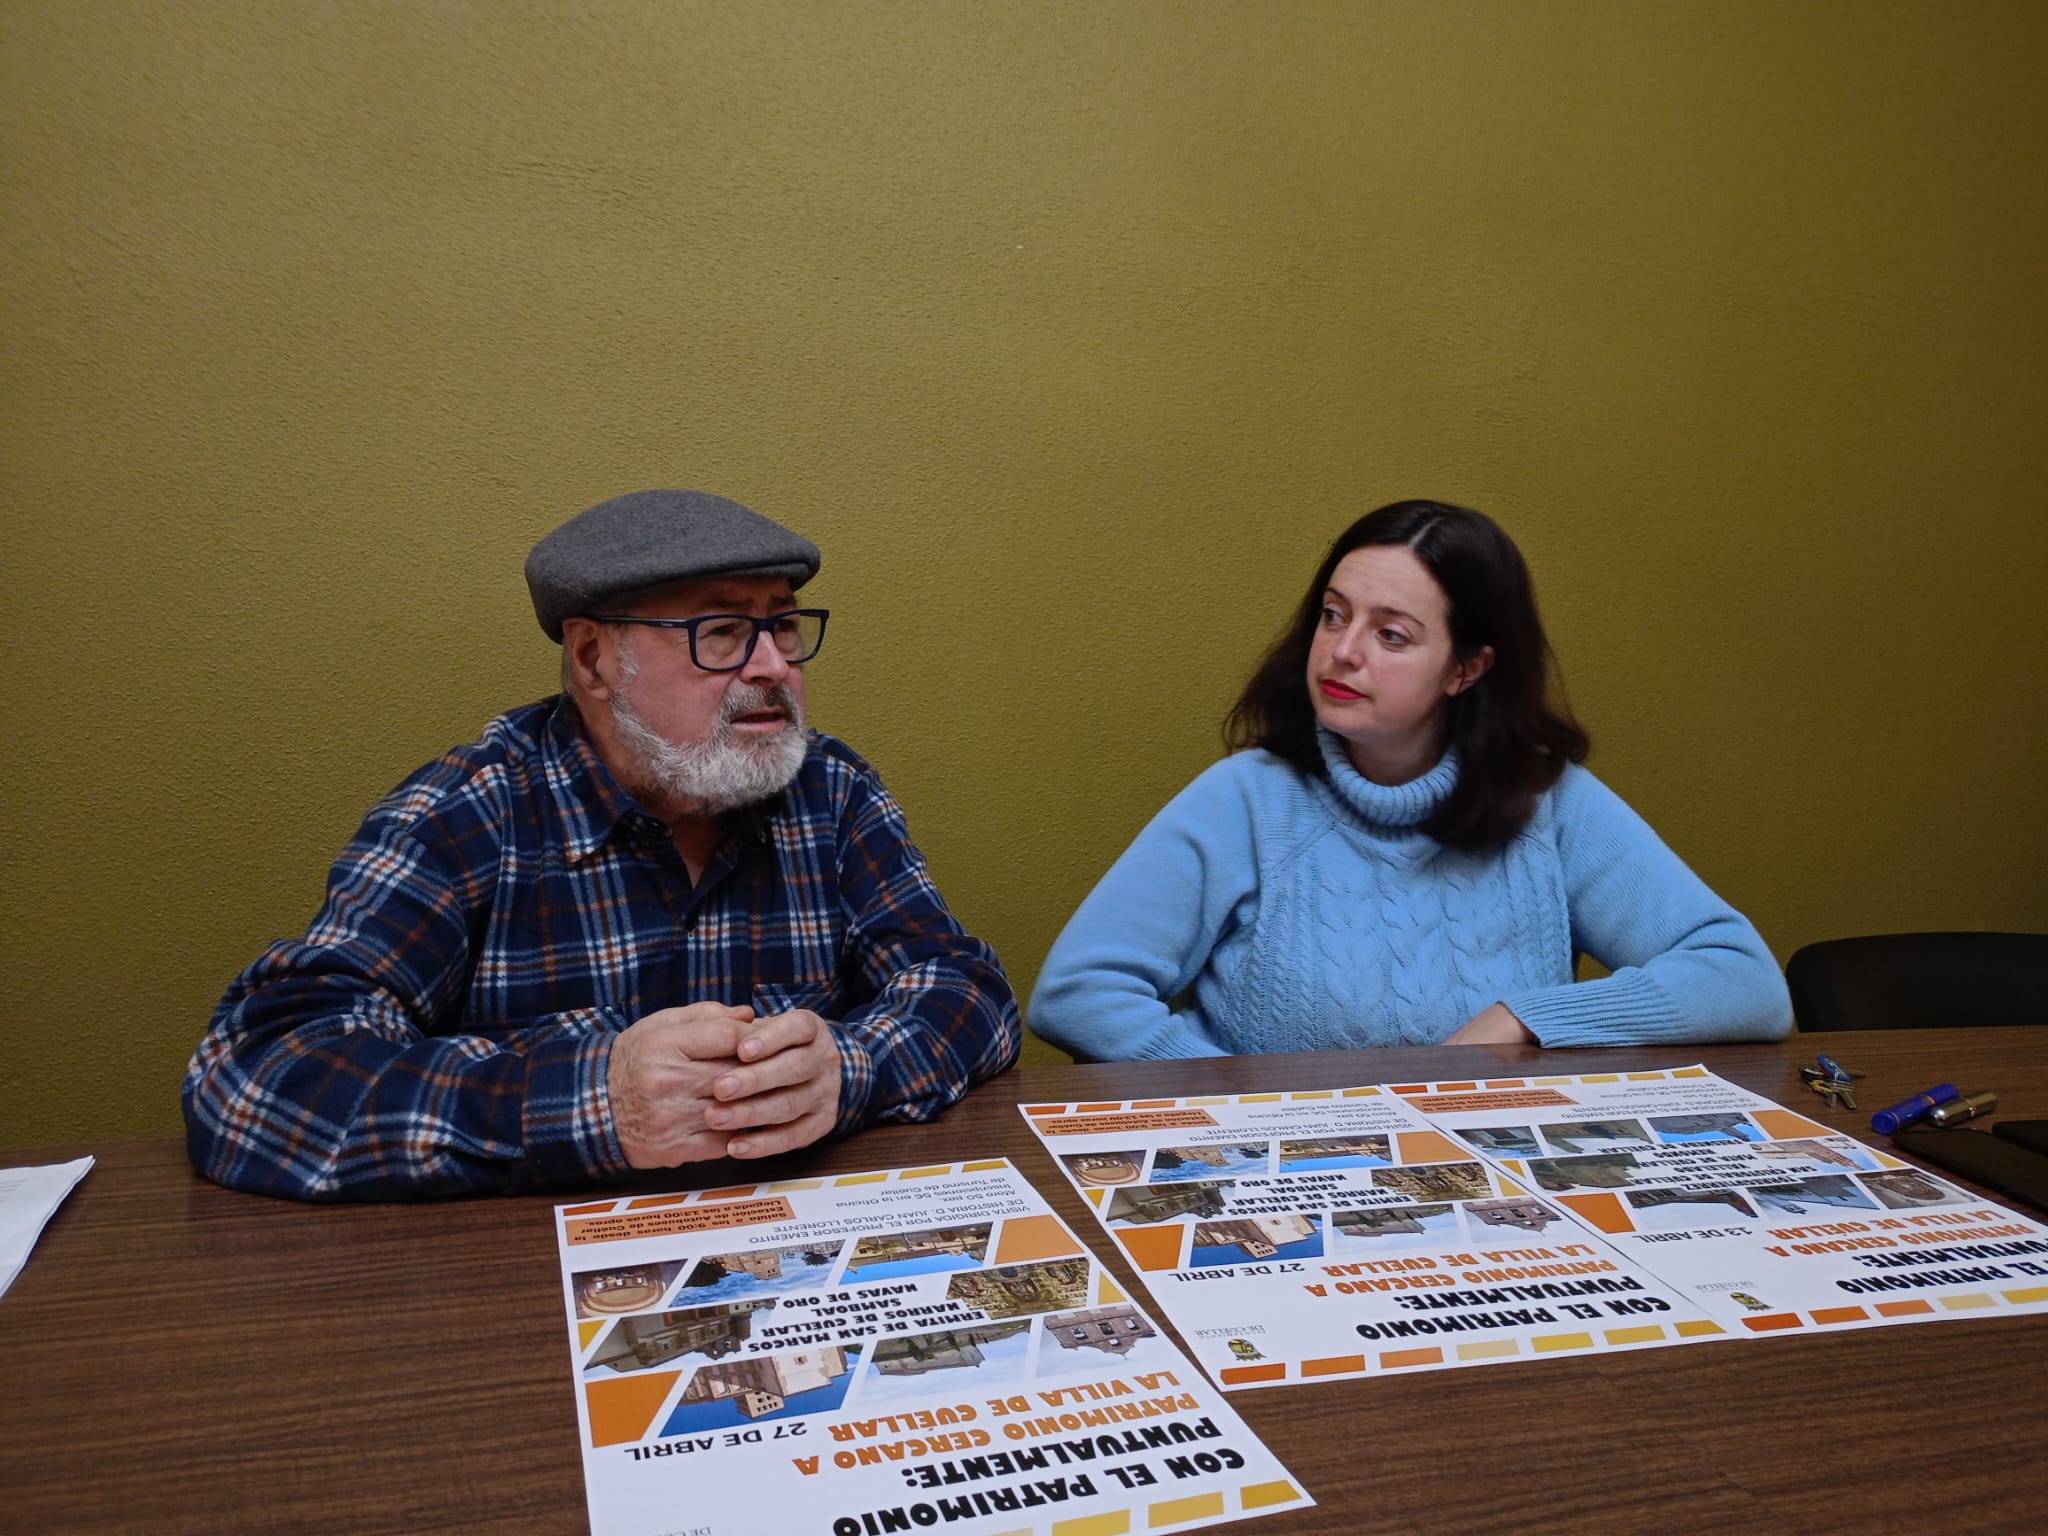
[1314,726,1458,829]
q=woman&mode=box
[1030,500,1790,1059]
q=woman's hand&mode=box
[1443,1002,1534,1045]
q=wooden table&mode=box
[4,1028,2043,1534]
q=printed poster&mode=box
[1395,1064,2048,1334]
[1020,1087,1728,1389]
[554,1158,1311,1536]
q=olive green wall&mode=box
[5,1,2044,1147]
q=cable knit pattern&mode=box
[1030,730,1791,1059]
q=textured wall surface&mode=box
[5,1,2045,1146]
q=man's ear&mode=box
[1447,645,1495,696]
[561,617,616,700]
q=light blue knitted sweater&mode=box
[1030,731,1791,1059]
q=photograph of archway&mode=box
[1863,1169,1967,1210]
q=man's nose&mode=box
[738,629,793,684]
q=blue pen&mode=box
[1870,1083,1960,1135]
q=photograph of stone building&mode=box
[1466,1197,1562,1233]
[847,1223,992,1276]
[1277,1135,1391,1169]
[1041,1305,1157,1357]
[1538,1120,1654,1155]
[571,1259,687,1319]
[946,1258,1090,1319]
[1370,1161,1491,1201]
[872,1321,1030,1376]
[1105,1181,1231,1226]
[1455,1126,1541,1157]
[586,1299,775,1374]
[1332,1204,1449,1239]
[679,1347,853,1420]
[1192,1214,1319,1261]
[1527,1153,1642,1192]
[1624,1186,1757,1222]
[678,1243,839,1301]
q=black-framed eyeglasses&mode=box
[589,608,829,672]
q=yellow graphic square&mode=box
[1148,1493,1225,1526]
[1241,1481,1301,1510]
[1941,1292,1995,1311]
[1532,1331,1594,1352]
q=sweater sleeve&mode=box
[1501,766,1792,1047]
[1029,758,1274,1061]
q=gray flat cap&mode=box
[525,488,821,642]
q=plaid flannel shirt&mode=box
[182,698,1020,1200]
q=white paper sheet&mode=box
[554,1157,1312,1536]
[0,1156,94,1300]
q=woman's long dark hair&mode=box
[1223,500,1588,851]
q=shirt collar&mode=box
[1315,725,1459,829]
[542,697,645,863]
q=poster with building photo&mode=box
[1022,1088,1724,1390]
[554,1159,1310,1536]
[1395,1064,2048,1334]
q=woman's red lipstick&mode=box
[1319,680,1364,700]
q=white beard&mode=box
[610,651,809,814]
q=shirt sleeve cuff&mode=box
[830,1023,878,1136]
[522,1010,633,1184]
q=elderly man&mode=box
[184,489,1020,1199]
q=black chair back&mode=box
[1786,931,2048,1032]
